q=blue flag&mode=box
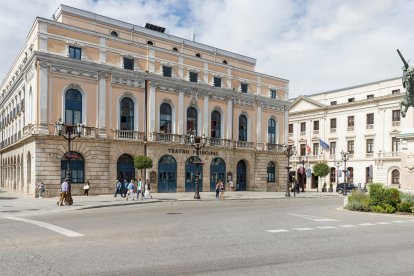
[319,139,329,150]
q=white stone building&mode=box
[289,77,409,190]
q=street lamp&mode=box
[341,150,349,196]
[334,159,342,193]
[189,132,207,199]
[299,155,308,192]
[284,145,296,197]
[55,118,84,181]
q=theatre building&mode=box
[0,5,289,196]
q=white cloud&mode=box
[0,0,413,98]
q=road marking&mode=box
[376,222,392,225]
[267,229,289,233]
[5,216,84,237]
[339,225,356,228]
[392,220,409,224]
[288,213,339,222]
[294,227,314,231]
[358,223,375,226]
[316,226,337,230]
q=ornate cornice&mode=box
[50,64,98,80]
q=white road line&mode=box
[288,213,339,222]
[294,227,314,231]
[267,229,289,233]
[339,225,356,228]
[392,220,409,224]
[316,226,337,230]
[5,216,84,237]
[376,222,392,225]
[358,223,375,226]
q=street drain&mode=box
[166,212,182,215]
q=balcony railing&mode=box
[152,132,183,143]
[313,130,319,135]
[366,124,374,130]
[236,141,254,149]
[377,151,401,158]
[267,143,285,151]
[114,130,144,140]
[347,126,354,132]
[209,138,232,147]
[392,121,400,127]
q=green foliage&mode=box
[384,204,396,214]
[371,205,385,213]
[399,192,414,204]
[397,201,414,213]
[346,190,370,212]
[368,183,386,207]
[384,188,400,208]
[133,156,153,170]
[313,163,330,178]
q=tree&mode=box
[313,162,330,192]
[134,156,153,181]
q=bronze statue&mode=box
[398,49,414,118]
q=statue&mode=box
[397,49,414,118]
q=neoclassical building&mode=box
[0,5,289,196]
[289,77,410,190]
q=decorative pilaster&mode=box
[178,90,184,134]
[148,83,156,134]
[98,72,108,138]
[257,104,262,143]
[227,97,233,140]
[203,93,209,135]
[148,48,155,73]
[99,37,106,63]
[38,61,49,134]
[284,105,288,144]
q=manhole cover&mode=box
[166,212,182,215]
[1,210,21,213]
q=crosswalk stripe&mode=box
[294,228,314,231]
[267,229,289,233]
[316,226,336,229]
[392,220,408,224]
[376,222,391,225]
[339,225,356,228]
[358,223,375,226]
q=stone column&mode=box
[257,104,262,144]
[227,97,233,140]
[284,106,289,145]
[99,37,106,63]
[98,72,108,138]
[38,61,49,135]
[178,90,184,134]
[397,130,414,192]
[148,83,156,136]
[203,94,209,135]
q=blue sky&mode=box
[0,0,413,98]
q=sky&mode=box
[1,0,413,98]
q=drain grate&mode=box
[166,212,182,215]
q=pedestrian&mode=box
[127,179,135,201]
[66,180,73,205]
[83,180,90,196]
[57,179,68,206]
[37,181,45,198]
[114,179,122,197]
[219,180,225,199]
[144,179,152,199]
[228,179,234,192]
[137,178,143,200]
[215,181,220,198]
[122,179,128,197]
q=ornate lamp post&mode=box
[299,155,308,192]
[334,159,342,192]
[55,119,84,181]
[341,150,349,196]
[189,132,207,199]
[284,145,296,197]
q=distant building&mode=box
[289,78,407,189]
[0,5,289,196]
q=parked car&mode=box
[336,183,356,194]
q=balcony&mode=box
[152,132,183,143]
[209,138,232,147]
[392,121,400,127]
[377,151,401,159]
[266,143,285,152]
[366,124,374,130]
[236,141,254,149]
[313,130,319,135]
[330,128,336,133]
[113,130,144,140]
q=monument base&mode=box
[397,129,414,193]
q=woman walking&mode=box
[83,180,90,196]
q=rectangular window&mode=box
[270,89,277,99]
[348,98,355,102]
[69,46,81,60]
[366,113,374,126]
[347,140,354,154]
[347,116,354,127]
[392,110,400,122]
[330,142,336,155]
[366,139,374,153]
[241,83,248,93]
[367,94,374,99]
[313,143,319,155]
[366,166,373,184]
[392,89,400,95]
[392,137,400,152]
[123,57,134,70]
[330,118,337,129]
[330,101,337,105]
[313,120,319,131]
[163,66,172,77]
[189,71,198,82]
[288,124,293,134]
[214,77,221,87]
[300,122,306,132]
[300,144,306,156]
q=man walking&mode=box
[114,179,122,197]
[137,178,143,200]
[57,178,69,206]
[127,179,135,201]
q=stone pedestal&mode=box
[397,129,414,193]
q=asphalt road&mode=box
[1,197,414,275]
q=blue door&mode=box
[210,157,226,191]
[158,155,177,192]
[185,156,203,192]
[117,154,135,181]
[236,160,247,191]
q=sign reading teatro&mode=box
[167,148,218,156]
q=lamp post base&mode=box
[194,194,201,199]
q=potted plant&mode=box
[313,162,330,192]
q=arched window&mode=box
[239,114,248,141]
[120,97,134,130]
[187,107,198,135]
[391,169,400,185]
[267,162,275,182]
[61,152,84,183]
[110,31,118,37]
[211,110,221,138]
[160,103,172,133]
[147,41,153,45]
[65,89,82,125]
[268,118,276,144]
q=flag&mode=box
[306,144,311,154]
[319,139,329,150]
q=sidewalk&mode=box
[0,188,341,217]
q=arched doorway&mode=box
[117,154,135,181]
[158,155,177,192]
[185,156,203,192]
[210,157,226,191]
[61,152,84,183]
[236,160,247,191]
